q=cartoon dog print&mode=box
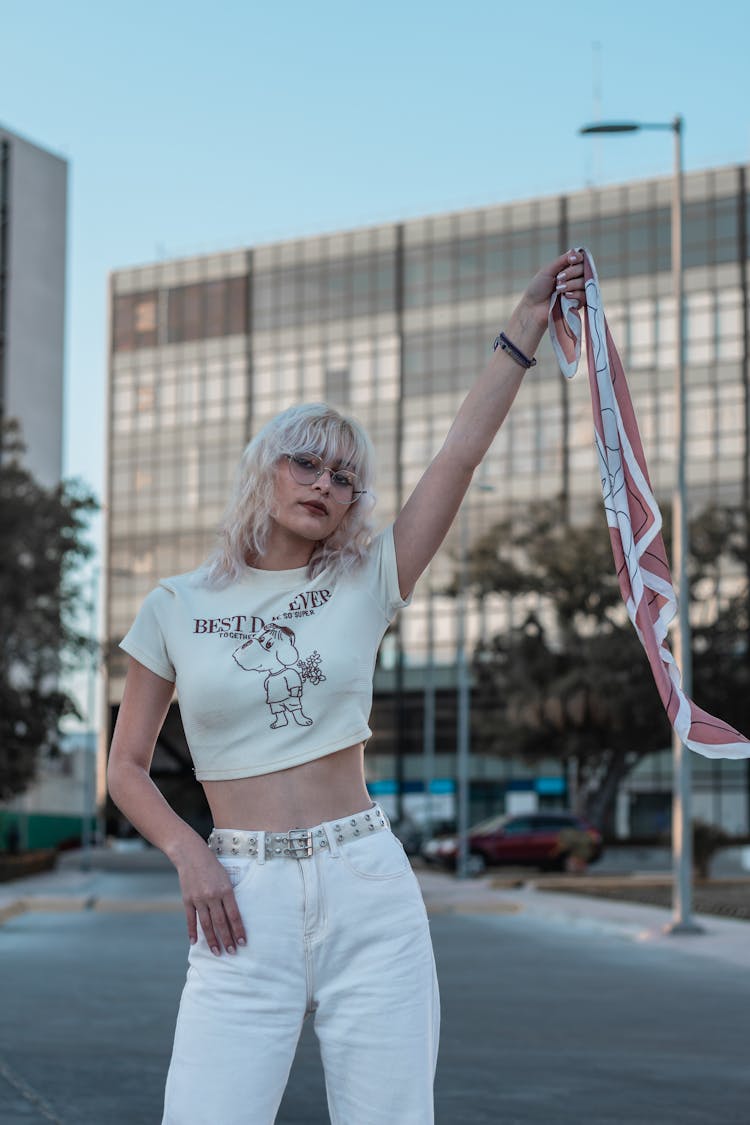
[232,624,314,729]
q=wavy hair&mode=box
[202,403,377,587]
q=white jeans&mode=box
[162,804,440,1124]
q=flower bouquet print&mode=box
[548,248,749,760]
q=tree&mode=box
[461,497,749,831]
[690,504,750,739]
[0,420,98,801]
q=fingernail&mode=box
[556,270,567,281]
[568,252,577,262]
[555,282,566,292]
[211,946,220,956]
[227,945,236,955]
[237,937,246,946]
[189,937,197,945]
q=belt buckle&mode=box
[285,828,314,858]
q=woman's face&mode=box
[270,454,352,546]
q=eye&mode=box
[293,454,319,470]
[331,471,354,488]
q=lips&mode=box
[301,501,328,516]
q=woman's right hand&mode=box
[176,842,247,956]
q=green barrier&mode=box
[0,810,96,851]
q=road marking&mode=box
[0,1057,65,1124]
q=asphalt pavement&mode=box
[1,851,749,1124]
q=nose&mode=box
[312,469,332,494]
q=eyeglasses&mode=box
[285,452,365,505]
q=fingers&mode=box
[177,845,250,956]
[222,893,248,950]
[184,903,198,947]
[193,898,236,956]
[192,892,247,956]
[554,250,585,298]
[551,248,583,274]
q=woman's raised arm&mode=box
[393,249,585,598]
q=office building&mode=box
[0,126,70,848]
[0,124,67,487]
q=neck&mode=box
[249,523,317,571]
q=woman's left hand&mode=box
[520,249,586,330]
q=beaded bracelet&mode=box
[492,331,537,369]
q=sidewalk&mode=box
[417,865,750,971]
[2,848,748,972]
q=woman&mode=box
[107,249,585,1124]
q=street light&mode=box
[579,116,701,933]
[81,565,101,872]
[455,482,495,880]
[422,574,437,841]
[455,502,471,880]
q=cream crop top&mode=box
[119,525,411,781]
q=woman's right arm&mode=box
[107,657,246,956]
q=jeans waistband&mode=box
[208,802,389,860]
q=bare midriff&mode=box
[202,742,372,832]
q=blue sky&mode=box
[2,0,749,530]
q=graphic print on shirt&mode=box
[232,623,326,730]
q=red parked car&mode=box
[421,811,603,875]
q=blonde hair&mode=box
[202,403,376,587]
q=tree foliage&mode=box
[0,420,98,800]
[690,504,750,739]
[461,497,749,830]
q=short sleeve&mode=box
[369,524,413,621]
[119,585,176,682]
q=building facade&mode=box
[0,126,71,848]
[0,124,67,487]
[106,164,750,836]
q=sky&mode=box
[2,0,749,541]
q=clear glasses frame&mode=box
[285,452,365,505]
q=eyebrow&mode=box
[302,448,357,472]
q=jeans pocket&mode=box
[217,856,258,893]
[339,829,412,880]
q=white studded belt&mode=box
[207,803,389,859]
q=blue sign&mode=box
[368,780,397,795]
[535,776,566,796]
[368,778,455,796]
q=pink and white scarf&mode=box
[548,248,749,759]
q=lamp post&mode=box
[81,566,100,872]
[422,576,437,840]
[455,482,495,880]
[579,117,701,933]
[455,502,471,880]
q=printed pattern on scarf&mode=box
[548,248,749,760]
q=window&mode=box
[325,367,349,405]
[134,299,156,334]
[502,818,533,835]
[112,291,158,352]
[535,815,576,831]
[167,276,248,344]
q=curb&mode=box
[424,900,521,916]
[0,896,184,925]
